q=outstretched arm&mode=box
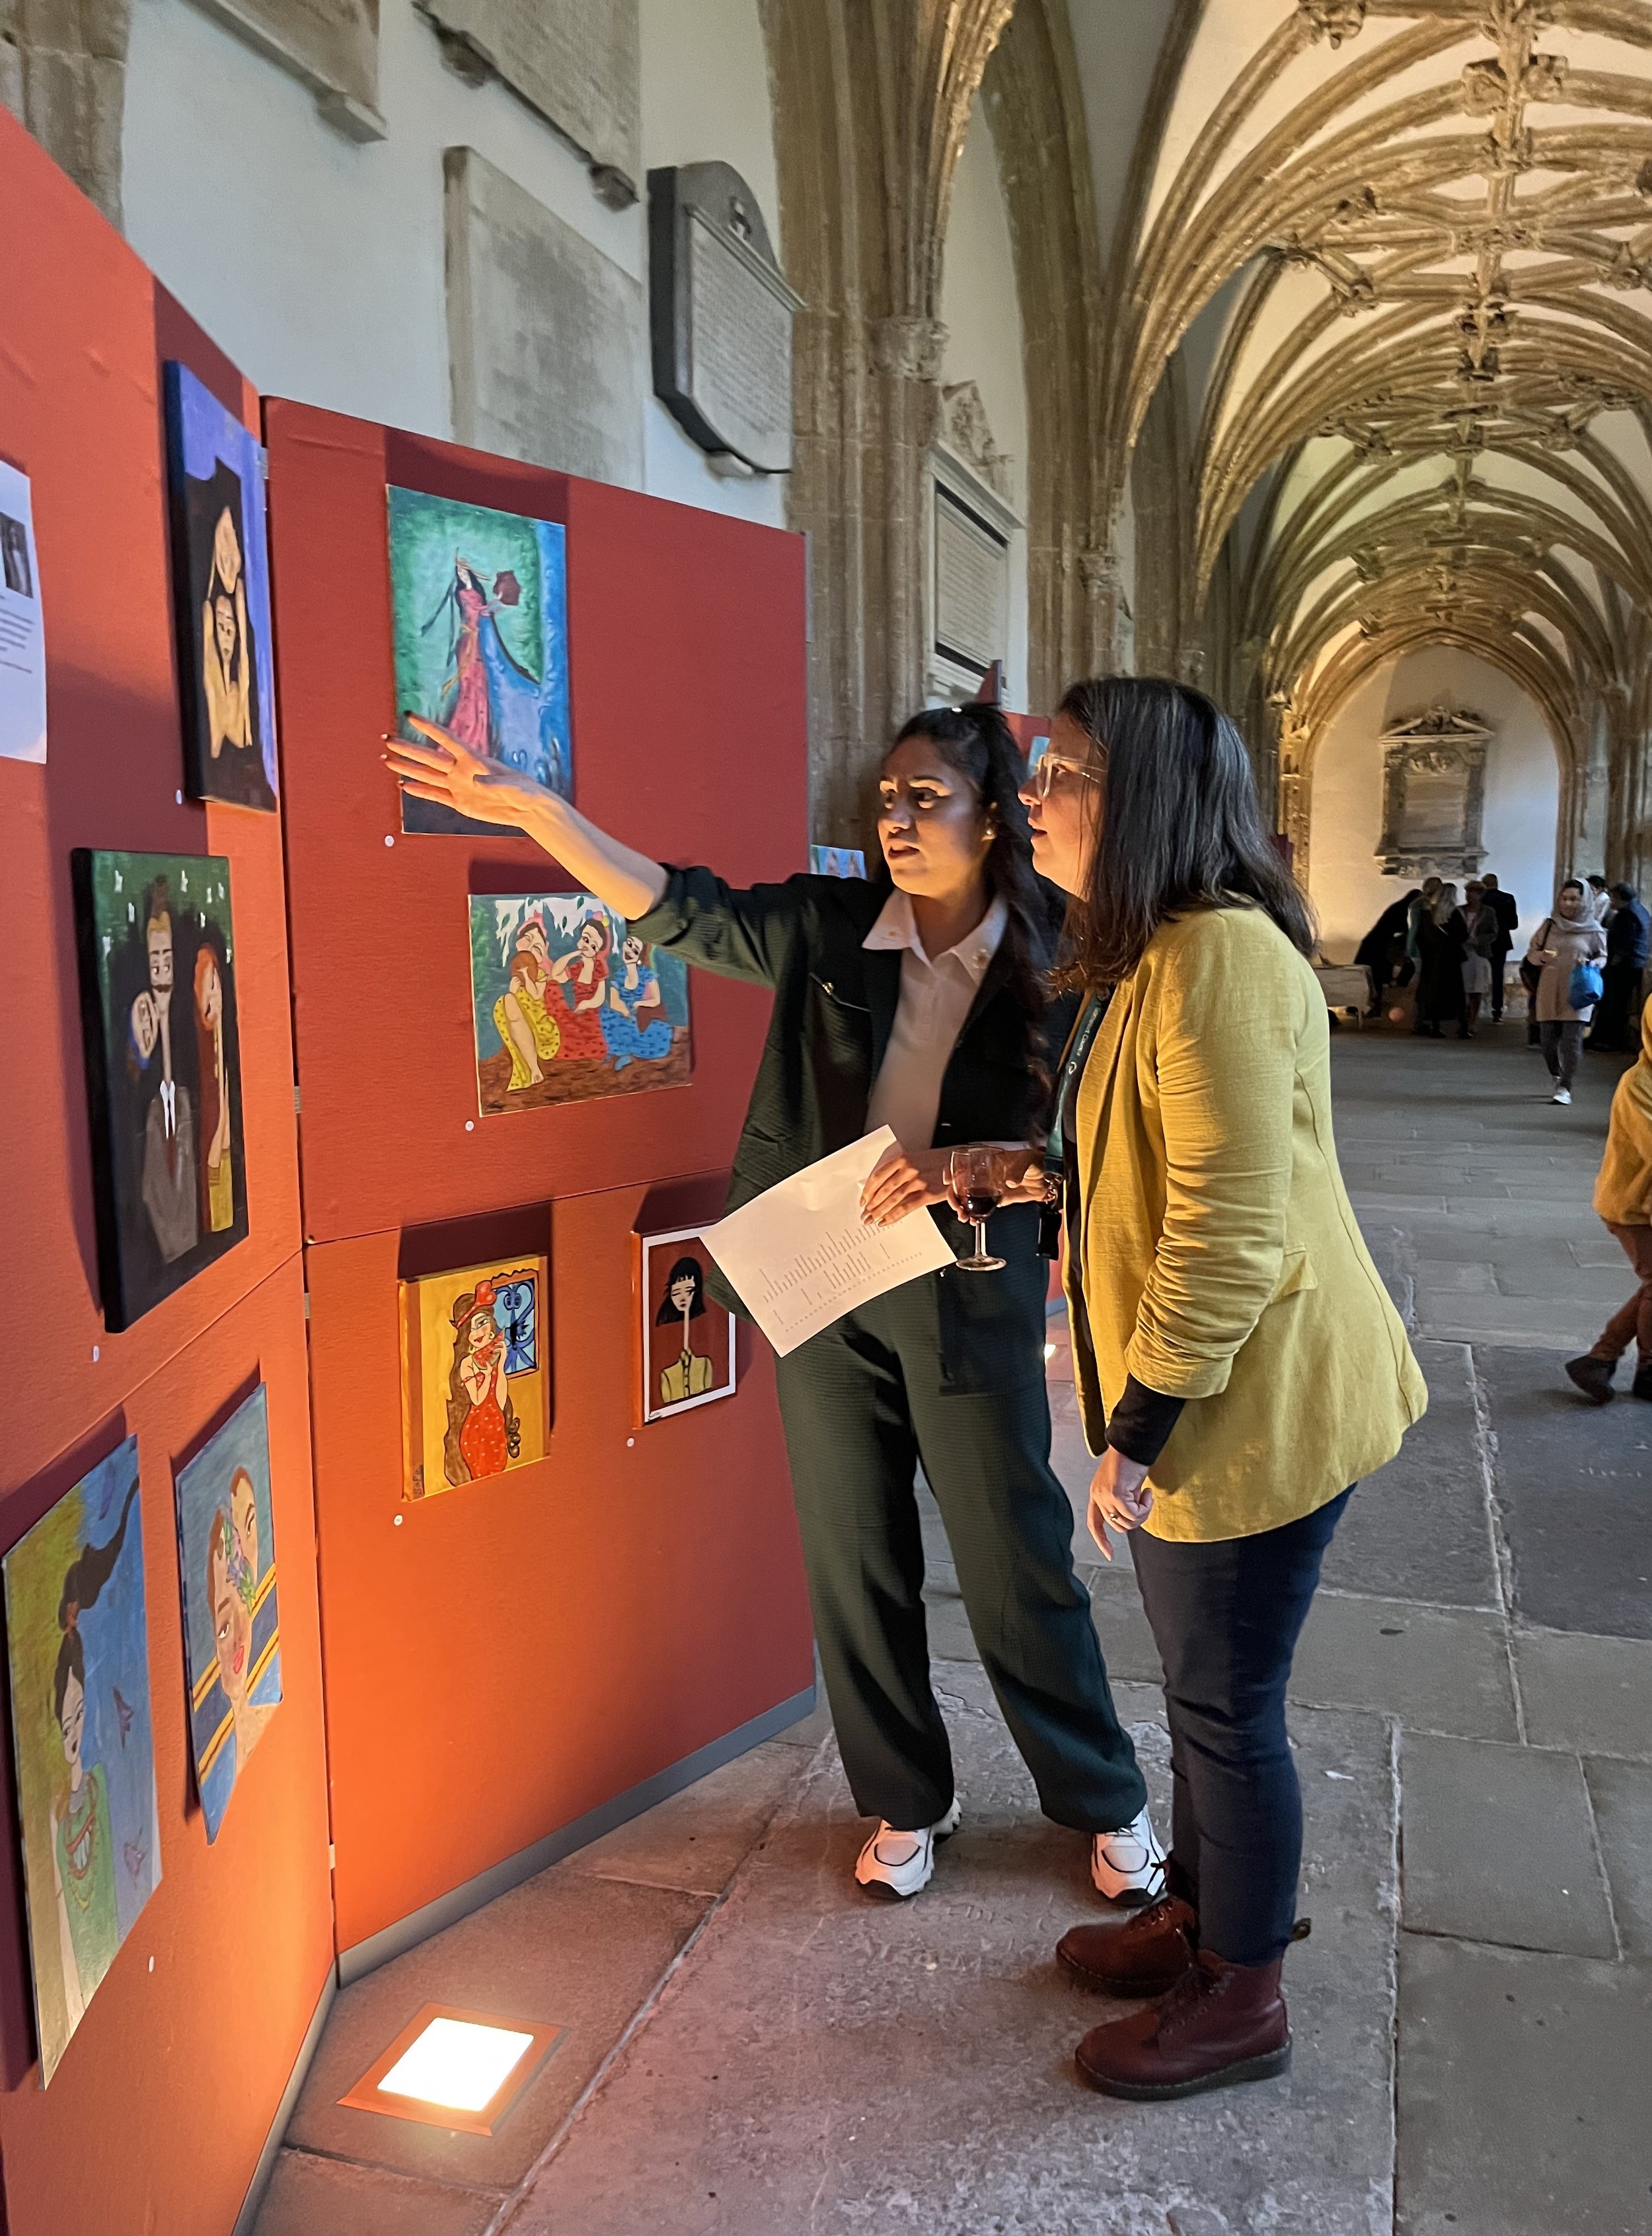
[386,718,667,922]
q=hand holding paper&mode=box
[700,1129,954,1357]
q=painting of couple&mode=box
[468,893,692,1116]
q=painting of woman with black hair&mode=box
[3,1436,162,2083]
[163,361,279,810]
[641,1231,735,1423]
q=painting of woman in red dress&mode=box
[441,1279,521,1489]
[439,558,495,757]
[548,913,612,1061]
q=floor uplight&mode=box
[340,2003,564,2136]
[381,2015,535,2111]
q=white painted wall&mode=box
[1307,649,1561,961]
[122,0,785,525]
[939,96,1030,708]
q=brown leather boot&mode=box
[1056,1894,1199,1997]
[1074,1947,1291,2100]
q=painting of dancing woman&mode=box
[4,1438,162,2083]
[388,487,571,836]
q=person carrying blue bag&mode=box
[1525,880,1606,1105]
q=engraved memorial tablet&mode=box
[1375,703,1492,877]
[933,484,1009,685]
[648,163,803,475]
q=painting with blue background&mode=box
[174,1384,282,1844]
[163,361,280,809]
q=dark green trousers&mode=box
[772,1259,1146,1834]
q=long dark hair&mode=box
[1054,677,1314,988]
[443,1284,519,1487]
[886,703,1051,1078]
[53,1481,139,1725]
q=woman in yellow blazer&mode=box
[1012,676,1426,2104]
[1566,994,1652,1402]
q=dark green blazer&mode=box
[632,866,1076,1384]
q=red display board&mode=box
[0,110,332,2236]
[264,404,815,1961]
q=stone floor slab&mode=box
[1583,1756,1652,1959]
[1477,1347,1652,1638]
[284,1867,711,2189]
[1292,1592,1519,1739]
[1400,1733,1615,1958]
[252,2151,503,2236]
[1318,1344,1500,1609]
[509,1667,1398,2236]
[564,1738,812,1898]
[1515,1627,1652,1759]
[1396,1937,1652,2236]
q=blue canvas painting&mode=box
[4,1437,162,2084]
[388,486,572,837]
[173,1385,282,1844]
[163,361,279,810]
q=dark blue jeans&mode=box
[1129,1489,1353,1966]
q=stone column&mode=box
[761,0,1014,848]
[2,0,129,225]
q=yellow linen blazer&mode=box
[1066,905,1427,1542]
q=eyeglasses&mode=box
[1027,752,1104,800]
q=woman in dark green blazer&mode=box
[386,701,1156,1904]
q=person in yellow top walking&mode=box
[998,675,1426,2105]
[1565,998,1652,1403]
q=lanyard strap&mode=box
[1037,990,1109,1257]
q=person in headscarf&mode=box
[1526,880,1607,1105]
[1566,996,1652,1402]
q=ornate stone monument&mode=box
[1376,702,1493,876]
[647,163,803,477]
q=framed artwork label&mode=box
[173,1385,282,1844]
[639,1226,735,1425]
[399,1255,551,1499]
[3,1438,162,2084]
[163,363,279,809]
[72,850,248,1330]
[387,485,571,836]
[469,893,691,1113]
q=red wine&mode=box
[964,1193,998,1220]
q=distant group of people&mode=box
[1355,873,1518,1035]
[1354,871,1649,1103]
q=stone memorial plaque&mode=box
[444,147,646,490]
[934,484,1008,681]
[420,0,639,190]
[650,163,802,474]
[194,0,382,135]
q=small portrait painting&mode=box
[173,1385,282,1844]
[1,509,34,598]
[163,362,278,810]
[72,850,248,1331]
[3,1437,163,2085]
[640,1229,736,1425]
[469,893,692,1115]
[398,1257,550,1501]
[388,486,571,836]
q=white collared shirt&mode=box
[863,889,1008,1152]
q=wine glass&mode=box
[953,1146,1006,1273]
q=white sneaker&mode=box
[1552,1087,1572,1105]
[1091,1807,1168,1906]
[854,1799,962,1901]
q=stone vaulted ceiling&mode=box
[1096,0,1652,868]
